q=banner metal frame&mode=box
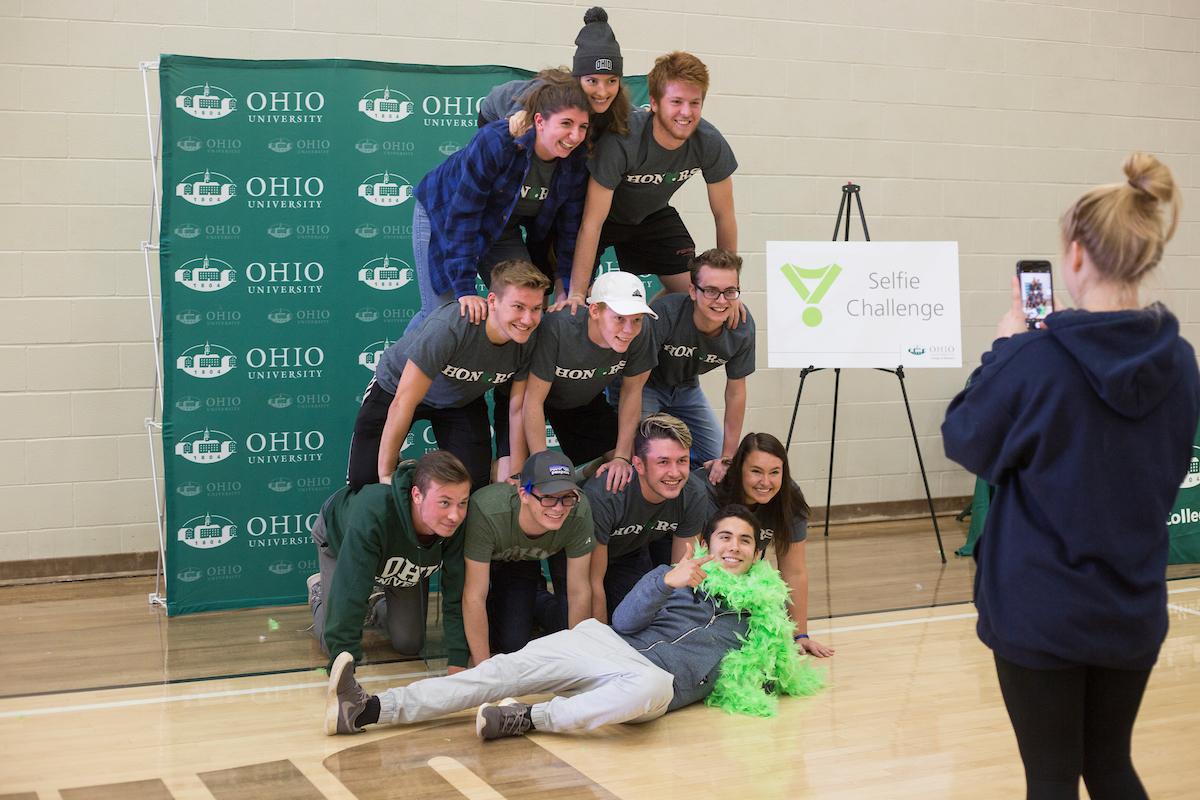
[139,59,167,610]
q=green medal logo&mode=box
[781,262,842,327]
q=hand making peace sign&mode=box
[663,541,715,590]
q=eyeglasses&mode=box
[529,490,579,508]
[694,284,741,301]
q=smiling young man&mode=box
[516,270,658,482]
[460,450,595,663]
[642,248,755,477]
[324,504,820,739]
[308,450,472,673]
[559,50,738,307]
[583,413,715,619]
[345,260,548,494]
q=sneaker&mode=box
[306,574,321,608]
[363,590,385,628]
[475,697,532,740]
[325,651,370,736]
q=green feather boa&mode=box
[696,548,825,717]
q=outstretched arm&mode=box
[377,362,433,484]
[707,177,737,253]
[461,557,493,666]
[589,542,610,623]
[565,554,594,628]
[557,178,613,314]
[778,541,834,657]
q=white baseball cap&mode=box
[586,271,658,318]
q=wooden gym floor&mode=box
[2,516,1198,799]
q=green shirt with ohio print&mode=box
[462,482,594,563]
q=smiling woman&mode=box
[403,78,594,333]
[708,433,833,659]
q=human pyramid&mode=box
[304,13,1197,795]
[310,7,830,741]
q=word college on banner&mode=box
[160,54,650,615]
[765,241,963,370]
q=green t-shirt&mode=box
[463,482,595,562]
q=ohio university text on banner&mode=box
[160,55,651,616]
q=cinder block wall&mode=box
[1,0,1197,566]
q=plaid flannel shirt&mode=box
[415,119,588,298]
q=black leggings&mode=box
[993,654,1152,800]
[346,380,492,492]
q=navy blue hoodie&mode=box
[942,306,1199,670]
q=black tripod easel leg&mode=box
[785,366,821,451]
[832,185,851,241]
[853,185,871,241]
[823,368,840,538]
[886,365,947,563]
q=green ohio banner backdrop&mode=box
[1168,437,1200,564]
[160,55,651,616]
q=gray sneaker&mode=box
[325,651,370,735]
[306,573,321,608]
[475,697,532,740]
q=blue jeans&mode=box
[405,201,446,335]
[406,203,536,335]
[609,379,722,466]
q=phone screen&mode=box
[1016,261,1053,329]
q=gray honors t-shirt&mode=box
[588,109,738,226]
[373,302,536,407]
[530,308,657,409]
[647,293,755,389]
[583,471,715,560]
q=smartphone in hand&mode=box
[1016,260,1053,330]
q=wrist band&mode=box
[613,456,631,465]
[793,633,809,641]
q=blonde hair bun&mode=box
[1123,152,1177,210]
[1061,152,1181,284]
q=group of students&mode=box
[307,8,1200,798]
[311,412,828,673]
[308,5,829,742]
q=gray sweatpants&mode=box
[311,514,429,656]
[376,618,676,733]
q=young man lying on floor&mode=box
[323,504,822,739]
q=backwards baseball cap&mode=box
[587,271,658,318]
[573,7,623,77]
[520,450,579,494]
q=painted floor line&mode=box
[1168,603,1200,618]
[0,668,441,720]
[821,611,979,634]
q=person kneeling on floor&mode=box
[323,504,824,739]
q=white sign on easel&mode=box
[766,241,963,369]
